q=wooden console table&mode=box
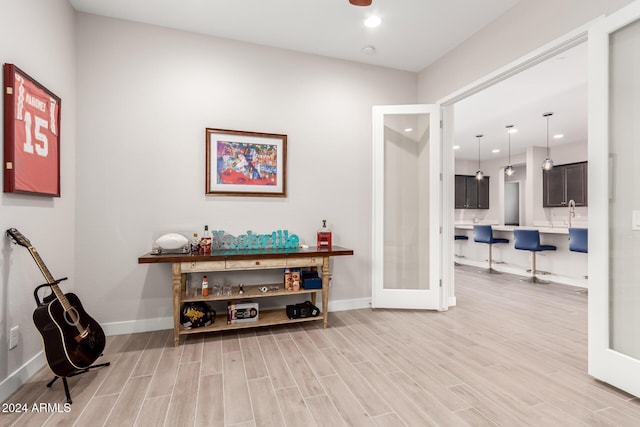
[138,246,353,346]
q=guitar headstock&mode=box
[6,228,31,248]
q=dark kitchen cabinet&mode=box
[543,161,588,207]
[477,177,490,209]
[455,175,467,208]
[455,175,490,209]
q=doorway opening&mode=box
[504,181,520,226]
[440,27,589,306]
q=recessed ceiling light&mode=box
[492,149,500,153]
[364,16,381,28]
[361,45,376,55]
[453,145,460,150]
[553,133,564,139]
[404,128,413,132]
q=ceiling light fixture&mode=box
[492,149,500,153]
[475,134,484,180]
[404,128,413,133]
[349,0,372,6]
[505,125,514,176]
[453,145,460,150]
[542,112,554,171]
[364,16,381,28]
[553,133,564,139]
[361,45,376,55]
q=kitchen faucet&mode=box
[568,199,576,228]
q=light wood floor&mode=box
[3,265,640,426]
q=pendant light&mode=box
[542,112,554,171]
[475,134,484,180]
[505,125,514,176]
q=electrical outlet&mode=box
[9,326,19,350]
[633,211,640,231]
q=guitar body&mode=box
[6,228,107,379]
[33,292,106,377]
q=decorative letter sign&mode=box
[211,230,300,250]
[3,64,61,196]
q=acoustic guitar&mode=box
[6,228,106,377]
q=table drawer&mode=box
[181,260,226,273]
[225,259,287,270]
[287,257,323,267]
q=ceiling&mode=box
[67,0,586,163]
[67,0,521,72]
[453,42,587,161]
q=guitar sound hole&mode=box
[63,307,80,327]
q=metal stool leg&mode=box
[521,251,549,284]
[480,243,502,274]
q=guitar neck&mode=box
[27,245,70,310]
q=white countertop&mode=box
[454,224,587,235]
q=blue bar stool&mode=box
[513,229,556,284]
[568,228,588,253]
[454,235,468,265]
[569,227,588,286]
[473,225,509,274]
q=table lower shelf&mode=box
[179,308,324,335]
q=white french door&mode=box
[588,0,640,397]
[371,104,444,310]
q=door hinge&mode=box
[440,120,443,128]
[439,279,442,288]
[439,226,442,234]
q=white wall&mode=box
[0,0,76,400]
[455,141,587,226]
[418,0,635,103]
[74,14,417,328]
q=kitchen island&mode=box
[454,224,588,287]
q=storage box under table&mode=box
[227,301,259,324]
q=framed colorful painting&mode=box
[3,64,61,196]
[206,128,287,197]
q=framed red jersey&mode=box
[4,64,61,196]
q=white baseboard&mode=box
[0,351,46,404]
[0,317,173,403]
[0,297,372,403]
[326,297,372,312]
[101,317,174,336]
[454,259,588,288]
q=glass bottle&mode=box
[201,275,209,297]
[317,219,332,249]
[190,233,200,254]
[186,273,198,297]
[200,225,212,254]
